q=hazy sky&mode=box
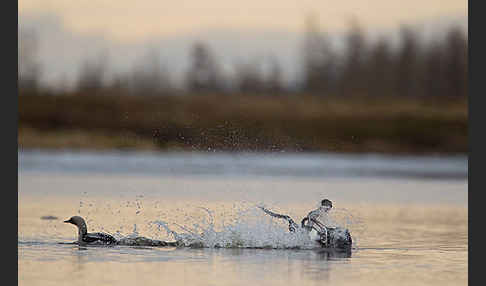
[18,0,467,89]
[19,0,467,41]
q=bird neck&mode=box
[77,222,88,242]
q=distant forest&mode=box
[19,18,468,98]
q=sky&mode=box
[19,0,467,41]
[18,0,468,89]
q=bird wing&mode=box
[258,206,298,231]
[83,232,117,244]
[258,206,290,219]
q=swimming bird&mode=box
[64,215,179,247]
[64,216,118,246]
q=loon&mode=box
[259,199,352,250]
[64,216,118,245]
[64,216,180,247]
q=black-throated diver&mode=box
[258,199,352,250]
[64,216,118,245]
[64,216,178,246]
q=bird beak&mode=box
[63,219,70,223]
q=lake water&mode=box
[18,150,468,286]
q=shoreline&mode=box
[17,128,467,157]
[19,93,468,155]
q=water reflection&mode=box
[315,248,352,260]
[298,250,347,282]
[72,247,88,272]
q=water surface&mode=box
[18,151,468,286]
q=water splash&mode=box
[53,195,361,249]
[151,205,324,249]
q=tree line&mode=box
[19,18,467,97]
[302,18,467,98]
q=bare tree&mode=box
[302,14,337,95]
[109,72,131,95]
[367,37,394,96]
[266,57,284,95]
[130,49,172,95]
[423,41,445,97]
[395,26,421,97]
[76,52,109,93]
[235,60,264,94]
[443,26,468,97]
[18,28,41,92]
[186,42,222,93]
[339,19,367,96]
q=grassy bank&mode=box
[18,93,468,154]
